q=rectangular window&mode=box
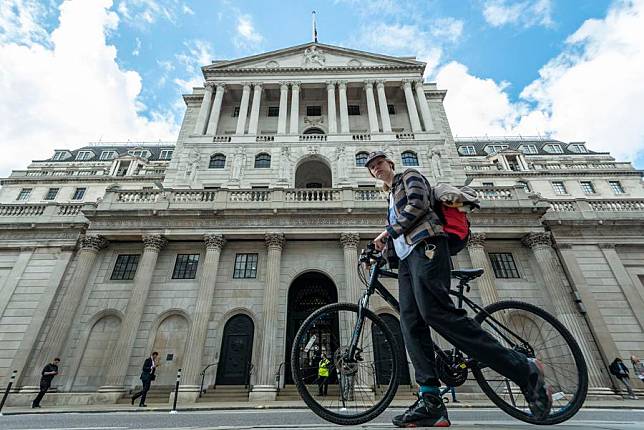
[551,181,567,194]
[347,105,361,116]
[306,105,321,116]
[569,143,587,153]
[545,144,563,154]
[460,145,476,155]
[72,187,86,200]
[17,188,32,201]
[387,104,396,115]
[580,181,595,194]
[159,149,173,160]
[44,188,59,200]
[267,106,279,117]
[53,151,68,160]
[110,254,140,280]
[521,144,538,154]
[609,181,625,194]
[232,106,240,117]
[172,254,200,279]
[482,182,494,186]
[128,150,149,158]
[100,151,117,160]
[486,144,508,154]
[233,253,258,279]
[76,151,94,160]
[489,253,520,279]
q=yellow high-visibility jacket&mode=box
[318,358,330,377]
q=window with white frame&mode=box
[72,187,86,200]
[569,143,587,153]
[609,180,625,194]
[17,188,32,201]
[355,152,369,167]
[485,144,508,154]
[52,151,69,160]
[44,188,59,200]
[580,181,595,194]
[551,181,567,194]
[520,144,538,154]
[100,150,118,160]
[128,149,150,158]
[159,149,173,160]
[76,150,94,161]
[544,144,563,154]
[459,145,476,155]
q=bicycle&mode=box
[291,242,588,426]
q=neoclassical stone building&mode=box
[0,42,642,405]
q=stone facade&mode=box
[0,42,643,405]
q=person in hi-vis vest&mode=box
[317,353,330,396]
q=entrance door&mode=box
[372,313,411,385]
[216,314,254,385]
[285,272,338,384]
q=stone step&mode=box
[197,385,249,402]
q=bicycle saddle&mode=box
[451,268,484,281]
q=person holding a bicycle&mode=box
[365,150,552,427]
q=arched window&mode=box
[355,152,369,167]
[255,153,271,168]
[401,151,418,166]
[209,153,226,169]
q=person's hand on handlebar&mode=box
[373,230,388,252]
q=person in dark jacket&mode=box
[610,357,638,400]
[365,151,552,427]
[32,358,60,408]
[131,352,159,407]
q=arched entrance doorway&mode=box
[372,313,411,385]
[284,272,338,384]
[73,314,121,390]
[295,158,332,188]
[152,314,189,386]
[216,314,255,385]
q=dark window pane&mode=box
[255,153,271,168]
[489,253,520,279]
[72,188,86,200]
[306,106,321,116]
[44,188,59,200]
[232,106,240,117]
[348,105,360,115]
[234,253,258,278]
[267,106,279,117]
[401,151,418,166]
[209,154,226,168]
[172,254,200,279]
[111,254,140,280]
[387,104,396,115]
[355,152,368,167]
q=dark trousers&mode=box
[32,382,50,407]
[317,376,329,395]
[398,236,530,388]
[132,379,151,405]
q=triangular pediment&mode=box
[204,42,425,71]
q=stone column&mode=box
[376,80,392,133]
[193,82,214,135]
[289,82,300,135]
[27,236,107,384]
[235,83,251,135]
[179,235,226,400]
[250,233,285,401]
[101,234,167,392]
[205,83,225,135]
[277,82,289,135]
[340,233,361,303]
[338,80,350,133]
[326,81,338,134]
[402,79,422,133]
[522,233,607,389]
[414,80,434,131]
[364,80,380,133]
[466,233,499,306]
[248,83,263,135]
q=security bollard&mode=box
[169,368,181,414]
[0,370,18,416]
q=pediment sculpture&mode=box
[303,46,326,67]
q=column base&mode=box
[97,385,127,393]
[249,385,277,401]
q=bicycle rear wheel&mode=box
[291,303,400,426]
[471,300,588,425]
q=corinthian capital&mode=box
[79,235,108,252]
[467,233,486,248]
[265,233,285,250]
[337,80,348,90]
[204,234,226,251]
[340,233,360,249]
[375,80,386,89]
[142,234,167,252]
[204,81,216,90]
[521,232,552,249]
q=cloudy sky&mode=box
[1,0,643,176]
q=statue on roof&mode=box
[303,46,326,67]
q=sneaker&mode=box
[392,393,451,428]
[521,358,552,420]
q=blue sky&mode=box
[1,0,643,176]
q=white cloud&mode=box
[483,0,553,28]
[0,0,52,46]
[0,0,179,177]
[115,0,185,27]
[430,17,464,43]
[233,14,263,51]
[132,36,141,56]
[438,0,644,162]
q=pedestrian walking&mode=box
[317,353,330,396]
[131,352,159,407]
[631,355,644,383]
[610,357,637,400]
[365,151,552,427]
[32,358,60,408]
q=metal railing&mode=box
[245,362,255,392]
[275,361,286,393]
[198,363,217,398]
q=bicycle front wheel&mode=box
[291,303,400,426]
[472,300,588,425]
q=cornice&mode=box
[465,170,642,178]
[0,175,165,185]
[204,64,424,76]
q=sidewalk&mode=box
[2,398,643,416]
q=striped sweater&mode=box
[384,169,445,265]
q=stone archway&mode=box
[284,272,338,384]
[295,158,332,188]
[216,314,255,385]
[151,314,189,386]
[73,315,121,390]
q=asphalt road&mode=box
[1,408,643,430]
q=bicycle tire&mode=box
[471,300,588,425]
[291,302,400,426]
